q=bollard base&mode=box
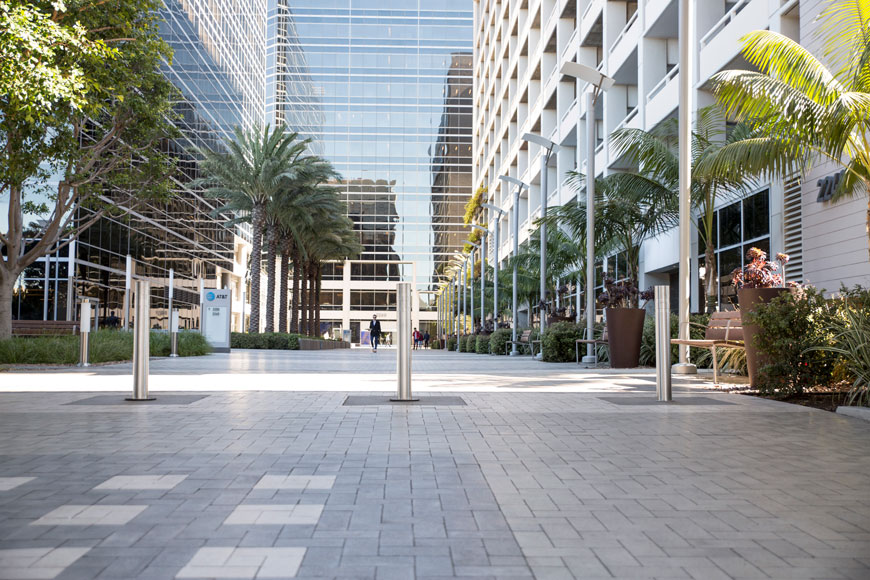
[76,363,90,368]
[390,398,419,402]
[125,397,156,402]
[169,354,179,358]
[672,363,697,375]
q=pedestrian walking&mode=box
[369,314,382,352]
[423,331,430,348]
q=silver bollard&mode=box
[77,298,91,367]
[391,282,418,402]
[169,310,179,357]
[128,280,155,401]
[654,285,672,402]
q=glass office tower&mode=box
[269,0,473,338]
[11,0,266,330]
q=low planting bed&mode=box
[0,330,211,366]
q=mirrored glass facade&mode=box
[11,0,266,328]
[269,0,473,330]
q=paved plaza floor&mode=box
[0,350,868,579]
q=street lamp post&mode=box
[560,61,614,365]
[499,175,528,356]
[522,132,560,339]
[674,0,697,375]
[470,225,488,330]
[464,239,481,332]
[482,202,506,329]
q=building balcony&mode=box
[608,10,641,73]
[645,65,679,129]
[644,0,675,34]
[580,0,603,45]
[699,0,768,82]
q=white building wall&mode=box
[472,0,870,313]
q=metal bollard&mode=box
[127,280,155,401]
[169,310,179,357]
[77,298,91,367]
[391,282,418,401]
[654,285,672,402]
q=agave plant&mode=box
[809,303,870,407]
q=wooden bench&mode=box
[506,329,538,356]
[575,329,608,364]
[671,310,744,386]
[11,320,79,337]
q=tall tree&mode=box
[197,125,309,333]
[710,0,870,257]
[0,0,177,339]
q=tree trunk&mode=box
[314,262,322,338]
[248,204,265,333]
[278,239,291,333]
[308,262,317,337]
[0,273,14,340]
[299,261,308,335]
[264,224,277,333]
[290,245,301,334]
[705,241,717,313]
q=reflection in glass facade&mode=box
[12,0,266,328]
[269,0,473,331]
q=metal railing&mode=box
[646,64,679,103]
[609,10,639,53]
[700,0,751,49]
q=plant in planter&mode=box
[598,279,654,368]
[731,248,797,385]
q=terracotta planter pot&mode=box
[738,287,791,386]
[605,307,646,368]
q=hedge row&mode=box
[230,332,301,350]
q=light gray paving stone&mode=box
[30,505,147,526]
[0,547,90,579]
[254,475,335,490]
[93,476,187,491]
[223,504,324,525]
[176,547,306,578]
[0,477,36,491]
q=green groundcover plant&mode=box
[230,332,302,350]
[0,330,211,365]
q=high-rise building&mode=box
[269,0,474,340]
[472,0,870,320]
[10,0,267,330]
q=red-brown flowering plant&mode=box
[731,248,795,289]
[597,279,654,308]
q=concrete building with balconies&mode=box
[472,0,869,320]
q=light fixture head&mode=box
[499,175,528,189]
[560,61,615,91]
[481,202,505,214]
[470,224,489,233]
[522,132,560,153]
[463,239,480,249]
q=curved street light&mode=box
[463,239,481,333]
[481,202,506,328]
[498,175,529,356]
[522,132,560,340]
[560,60,614,366]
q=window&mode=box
[698,190,770,308]
[350,290,397,310]
[320,290,343,310]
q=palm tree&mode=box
[607,106,756,311]
[196,124,309,333]
[710,0,870,257]
[544,171,678,308]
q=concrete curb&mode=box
[836,406,870,422]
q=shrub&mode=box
[462,335,475,352]
[541,321,584,362]
[0,329,210,365]
[489,328,511,355]
[748,287,838,397]
[430,338,442,350]
[230,332,301,350]
[812,288,870,406]
[446,336,457,351]
[475,334,491,354]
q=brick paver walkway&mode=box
[0,350,868,579]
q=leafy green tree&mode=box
[197,125,309,333]
[710,0,870,256]
[0,0,177,339]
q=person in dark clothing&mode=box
[423,331,430,348]
[369,314,382,352]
